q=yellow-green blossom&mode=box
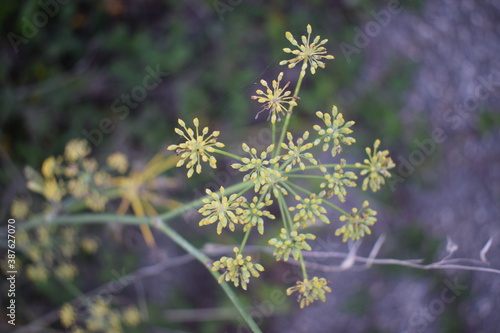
[84,190,108,212]
[107,153,129,174]
[81,237,99,254]
[212,247,264,290]
[268,223,315,261]
[67,177,90,199]
[286,276,332,308]
[289,194,330,226]
[198,187,242,234]
[27,264,48,282]
[231,143,281,193]
[280,24,335,76]
[280,131,317,171]
[55,263,77,280]
[42,156,58,178]
[313,105,355,156]
[335,201,377,242]
[65,139,91,162]
[251,72,298,123]
[237,194,275,235]
[10,198,30,219]
[167,118,224,178]
[123,307,141,326]
[82,157,98,173]
[357,139,395,192]
[60,303,76,328]
[319,162,357,203]
[63,163,79,178]
[43,178,65,202]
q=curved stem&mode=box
[155,222,262,333]
[18,182,262,333]
[20,181,251,231]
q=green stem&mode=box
[286,163,367,173]
[280,181,299,198]
[285,174,324,179]
[298,251,308,280]
[238,227,252,254]
[155,222,262,333]
[276,193,290,233]
[20,182,252,231]
[272,121,276,148]
[276,192,293,232]
[213,149,243,161]
[274,73,305,157]
[19,182,262,332]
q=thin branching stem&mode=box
[275,72,305,157]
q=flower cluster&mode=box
[167,118,224,178]
[357,139,396,192]
[237,194,275,235]
[231,143,285,195]
[212,247,264,290]
[313,105,356,156]
[280,24,335,76]
[319,162,357,203]
[17,227,98,283]
[24,139,111,211]
[165,24,396,310]
[60,298,141,332]
[286,277,332,308]
[251,72,299,123]
[198,187,243,234]
[199,188,276,235]
[289,194,330,226]
[335,201,378,242]
[281,131,318,171]
[268,223,316,261]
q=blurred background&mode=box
[1,0,500,332]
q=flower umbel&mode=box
[252,72,299,123]
[286,277,332,308]
[357,139,395,192]
[289,194,330,226]
[281,131,318,171]
[268,223,316,261]
[231,144,281,193]
[319,162,357,203]
[198,187,242,234]
[313,105,356,156]
[106,153,129,174]
[280,24,335,76]
[335,201,377,242]
[237,194,275,235]
[212,247,264,290]
[167,118,224,178]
